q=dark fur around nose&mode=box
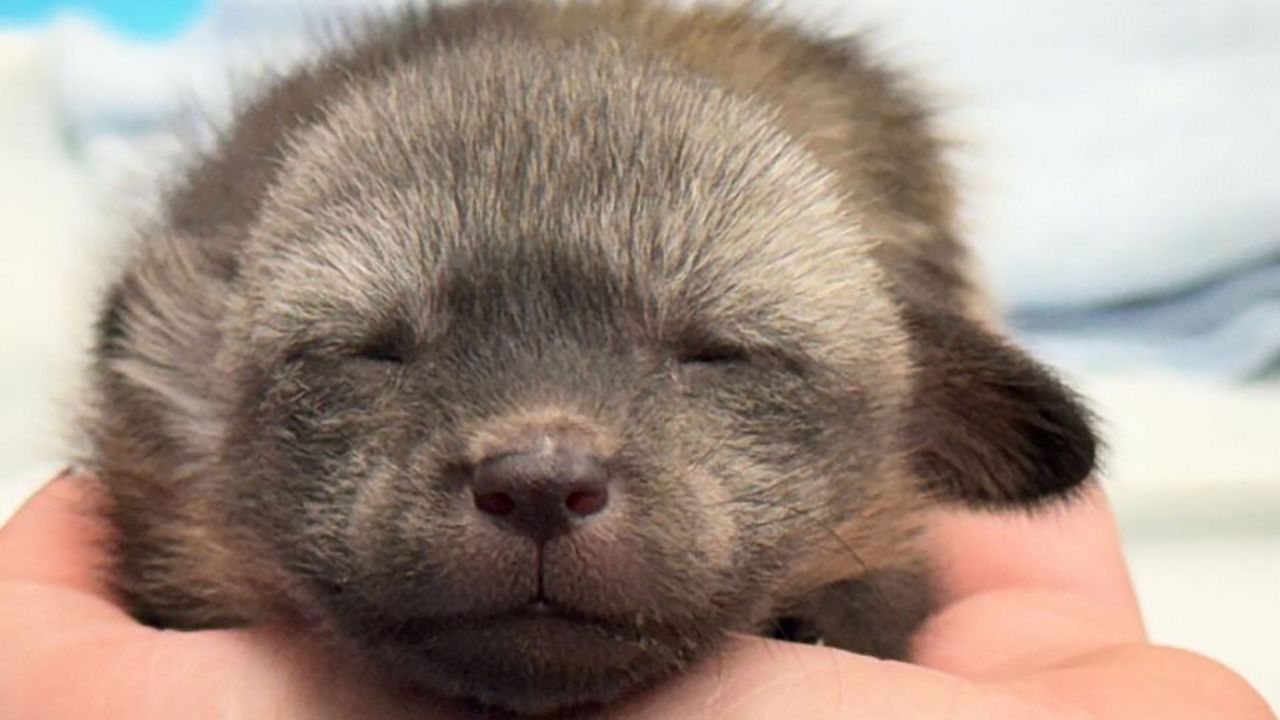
[471,448,610,541]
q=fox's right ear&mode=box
[901,308,1099,507]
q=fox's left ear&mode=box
[902,308,1098,506]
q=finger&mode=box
[0,584,463,720]
[912,484,1146,684]
[611,635,1046,720]
[100,628,465,720]
[913,587,1150,679]
[1006,644,1276,720]
[926,485,1141,619]
[0,474,462,720]
[0,471,113,596]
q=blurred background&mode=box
[1,0,1276,708]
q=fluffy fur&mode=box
[85,0,1097,715]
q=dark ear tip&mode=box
[911,376,1100,506]
[1028,384,1099,495]
[995,376,1100,506]
[905,310,1100,507]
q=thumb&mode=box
[611,634,1045,720]
[0,470,113,596]
[0,474,459,720]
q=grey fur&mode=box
[85,0,1096,715]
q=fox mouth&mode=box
[368,600,643,647]
[316,588,722,714]
[349,599,666,702]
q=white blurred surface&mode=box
[0,33,103,506]
[813,0,1280,307]
[1129,535,1280,707]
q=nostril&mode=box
[565,486,608,516]
[474,490,516,517]
[470,448,611,539]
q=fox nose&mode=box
[471,448,610,542]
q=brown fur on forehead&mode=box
[157,0,972,321]
[231,35,904,371]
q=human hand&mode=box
[614,490,1276,719]
[0,472,461,720]
[1,473,1273,719]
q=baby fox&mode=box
[86,0,1096,715]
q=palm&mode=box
[0,477,1270,720]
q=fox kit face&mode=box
[89,7,1095,717]
[216,43,918,710]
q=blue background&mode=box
[0,1,206,37]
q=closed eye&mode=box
[281,326,412,366]
[355,342,406,364]
[675,341,751,366]
[672,329,812,377]
[353,323,413,364]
